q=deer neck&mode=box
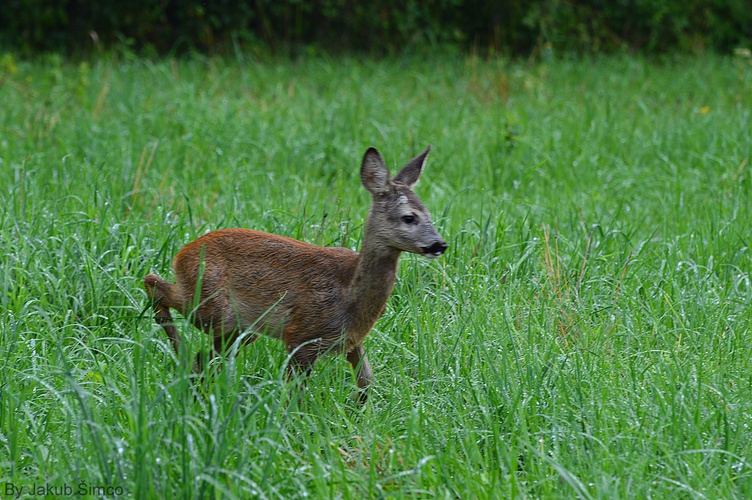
[347,218,401,343]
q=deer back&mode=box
[170,228,360,342]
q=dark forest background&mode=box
[2,0,751,56]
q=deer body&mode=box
[144,147,446,396]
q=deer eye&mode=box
[401,215,416,224]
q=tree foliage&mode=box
[1,0,749,55]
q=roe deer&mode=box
[144,146,447,399]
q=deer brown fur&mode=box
[144,146,447,398]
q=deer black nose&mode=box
[423,241,448,257]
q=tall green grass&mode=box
[1,51,751,497]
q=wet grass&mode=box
[1,51,751,497]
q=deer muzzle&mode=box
[422,241,448,258]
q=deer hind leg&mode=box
[193,326,259,374]
[285,348,316,381]
[144,273,182,354]
[193,334,222,374]
[282,342,321,403]
[282,352,314,405]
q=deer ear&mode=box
[393,146,430,188]
[361,147,390,195]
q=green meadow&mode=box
[1,52,751,498]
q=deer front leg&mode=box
[346,344,372,402]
